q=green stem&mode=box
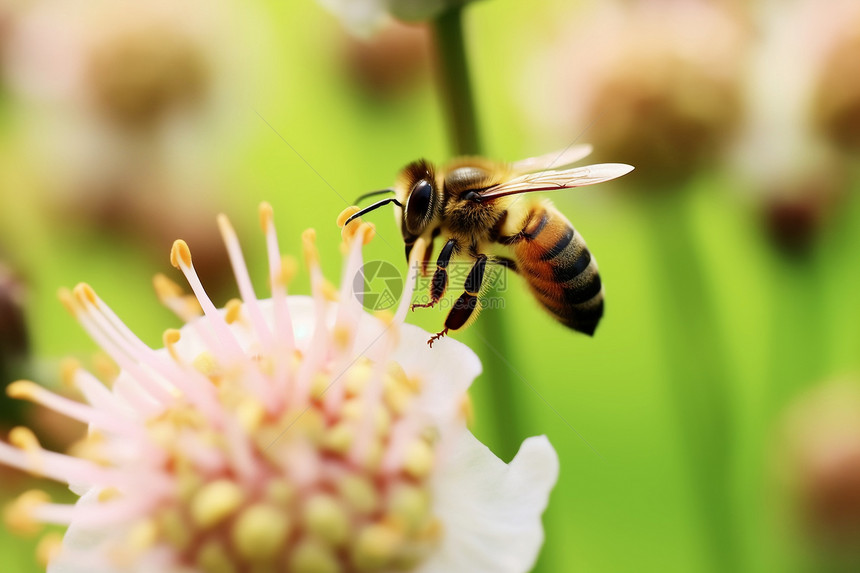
[432,7,521,460]
[642,191,739,573]
[432,7,482,156]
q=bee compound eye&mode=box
[405,179,434,235]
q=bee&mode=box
[344,145,633,346]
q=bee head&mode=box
[398,160,440,240]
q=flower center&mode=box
[78,350,442,573]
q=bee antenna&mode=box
[343,197,404,227]
[353,188,395,204]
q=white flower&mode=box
[318,0,474,38]
[0,204,558,573]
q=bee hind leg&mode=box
[427,328,448,348]
[428,254,488,346]
[411,238,457,311]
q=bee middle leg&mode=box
[429,253,488,347]
[411,238,457,311]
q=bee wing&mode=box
[511,144,594,173]
[479,163,634,200]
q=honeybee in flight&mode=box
[344,145,633,346]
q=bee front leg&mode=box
[412,238,457,311]
[429,253,488,347]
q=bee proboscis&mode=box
[344,145,634,346]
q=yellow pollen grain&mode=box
[321,279,339,302]
[359,222,376,245]
[7,380,38,400]
[337,206,360,228]
[362,439,384,472]
[265,480,296,507]
[197,540,238,573]
[352,523,403,571]
[191,479,244,528]
[159,508,192,551]
[153,272,184,300]
[278,255,298,287]
[232,503,291,561]
[98,487,121,503]
[36,531,63,567]
[344,362,372,397]
[374,408,392,437]
[333,325,352,350]
[310,373,330,401]
[388,485,431,533]
[182,294,204,318]
[373,310,395,327]
[259,202,274,232]
[9,426,44,474]
[59,358,81,389]
[236,398,265,433]
[164,329,182,362]
[290,540,340,573]
[322,423,353,455]
[57,288,78,316]
[192,352,220,378]
[383,381,411,417]
[224,298,243,324]
[4,490,49,535]
[216,213,233,240]
[170,240,193,269]
[303,494,349,546]
[128,518,158,552]
[10,426,40,451]
[339,475,379,516]
[403,439,434,479]
[73,283,98,306]
[66,434,108,466]
[302,229,319,268]
[341,399,363,421]
[91,352,119,383]
[418,517,444,543]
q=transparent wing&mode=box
[479,163,634,200]
[511,144,594,173]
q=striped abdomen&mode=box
[504,203,604,335]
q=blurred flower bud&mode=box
[525,2,747,188]
[319,0,479,38]
[782,379,860,559]
[86,20,210,131]
[342,20,430,97]
[734,0,854,255]
[811,8,860,152]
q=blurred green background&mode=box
[1,0,860,571]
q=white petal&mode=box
[421,432,559,573]
[48,489,120,573]
[393,322,482,423]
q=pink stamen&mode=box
[0,442,121,486]
[16,383,138,437]
[218,214,275,351]
[261,203,295,351]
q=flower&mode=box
[0,204,558,573]
[781,378,860,560]
[733,0,853,254]
[318,0,477,38]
